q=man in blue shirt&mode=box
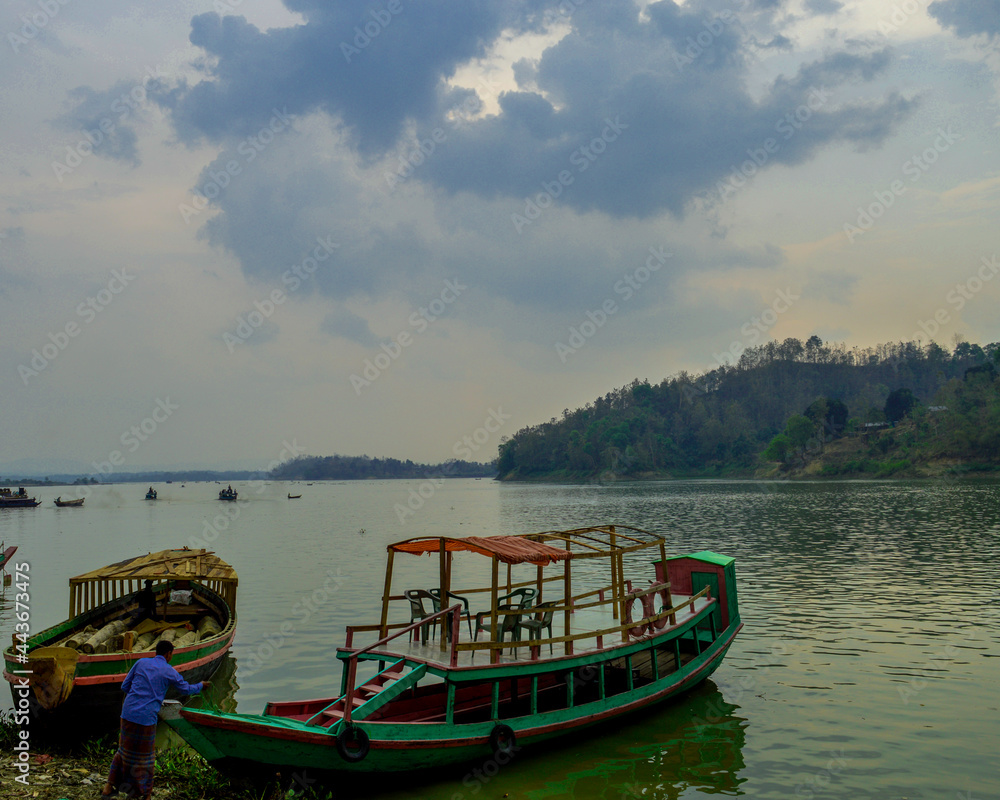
[102,640,211,798]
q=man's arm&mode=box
[120,661,139,694]
[166,666,207,696]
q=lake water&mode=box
[1,478,998,799]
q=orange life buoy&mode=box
[624,593,647,637]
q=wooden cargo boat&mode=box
[3,548,237,728]
[162,525,741,779]
[54,496,85,507]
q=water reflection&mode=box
[189,652,240,714]
[524,683,747,800]
[369,681,747,800]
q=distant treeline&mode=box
[15,461,495,486]
[269,455,495,481]
[496,337,1000,479]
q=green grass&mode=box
[0,709,18,750]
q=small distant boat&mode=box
[287,493,301,499]
[219,487,238,501]
[0,488,40,508]
[54,497,85,507]
[145,488,158,500]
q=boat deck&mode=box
[350,593,712,670]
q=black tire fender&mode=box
[336,723,371,762]
[489,723,516,755]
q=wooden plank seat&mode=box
[160,604,210,617]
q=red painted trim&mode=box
[180,711,340,747]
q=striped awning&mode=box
[389,536,571,565]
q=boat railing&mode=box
[360,581,619,646]
[454,585,713,661]
[340,603,463,724]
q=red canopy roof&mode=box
[389,535,571,566]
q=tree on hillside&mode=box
[763,434,790,464]
[784,414,815,449]
[884,388,916,422]
[805,335,824,362]
[805,397,849,438]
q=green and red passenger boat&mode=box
[161,525,742,778]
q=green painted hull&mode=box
[165,621,740,776]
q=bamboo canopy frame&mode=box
[380,526,671,660]
[68,547,238,617]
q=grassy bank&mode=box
[0,711,331,800]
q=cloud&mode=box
[423,43,915,218]
[928,0,1000,38]
[321,308,378,345]
[808,270,859,305]
[804,0,843,14]
[149,0,917,325]
[53,80,154,166]
[160,1,915,219]
[163,2,532,156]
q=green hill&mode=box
[496,338,1000,480]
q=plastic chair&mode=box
[473,604,521,652]
[516,601,557,654]
[498,588,537,610]
[428,589,473,639]
[403,589,437,644]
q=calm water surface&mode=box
[1,479,998,799]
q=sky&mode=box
[1,0,999,474]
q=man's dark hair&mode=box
[155,640,174,657]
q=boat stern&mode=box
[655,551,740,634]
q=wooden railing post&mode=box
[343,659,358,724]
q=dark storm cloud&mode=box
[421,7,915,218]
[157,0,917,317]
[163,0,914,219]
[928,0,1000,37]
[164,1,536,156]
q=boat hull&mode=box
[165,621,740,776]
[3,585,236,730]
